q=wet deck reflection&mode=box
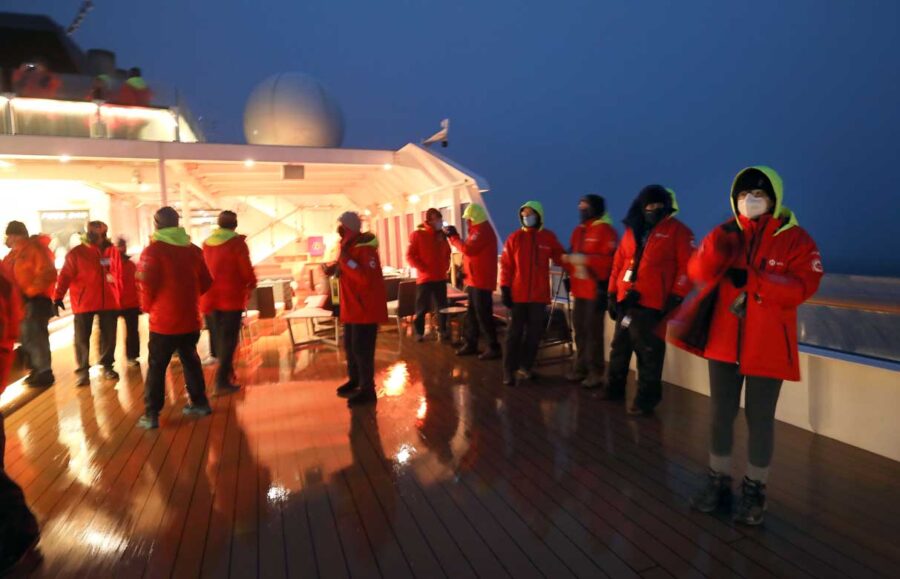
[4,328,899,578]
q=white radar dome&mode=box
[243,72,344,147]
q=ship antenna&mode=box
[67,0,95,36]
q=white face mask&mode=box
[737,195,769,219]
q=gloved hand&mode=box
[501,286,513,309]
[53,299,65,316]
[662,295,684,317]
[321,262,338,277]
[444,225,459,238]
[607,293,618,321]
[725,267,748,288]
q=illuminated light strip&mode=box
[10,97,98,115]
[99,105,174,121]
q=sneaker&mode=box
[581,374,605,390]
[455,343,478,357]
[478,347,501,361]
[214,384,241,396]
[76,375,91,387]
[347,388,377,407]
[502,369,515,385]
[103,368,120,381]
[733,477,767,526]
[127,358,141,368]
[565,369,588,383]
[137,414,159,430]
[0,528,41,577]
[336,381,359,397]
[690,469,733,513]
[182,403,213,417]
[202,356,218,366]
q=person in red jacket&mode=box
[499,201,566,385]
[562,194,618,388]
[137,207,213,429]
[116,67,152,107]
[325,212,388,407]
[54,221,121,386]
[201,211,257,394]
[406,208,452,341]
[445,203,501,360]
[605,185,694,415]
[0,269,41,575]
[11,59,60,99]
[115,238,141,367]
[3,221,58,387]
[669,167,822,526]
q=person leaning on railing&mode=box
[670,166,823,526]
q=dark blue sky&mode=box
[9,0,900,274]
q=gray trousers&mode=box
[708,360,783,470]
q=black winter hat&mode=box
[5,221,28,237]
[733,168,776,203]
[580,194,606,218]
[154,206,180,230]
[636,184,672,209]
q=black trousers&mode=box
[213,310,243,388]
[344,323,378,392]
[74,310,118,378]
[120,308,141,360]
[463,287,499,349]
[414,281,448,336]
[204,314,217,358]
[607,306,666,411]
[0,413,39,546]
[504,303,546,373]
[144,331,208,417]
[708,360,784,468]
[21,296,54,376]
[572,295,606,376]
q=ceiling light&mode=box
[407,194,420,204]
[59,155,71,163]
[244,159,255,168]
[382,163,393,171]
[382,203,393,212]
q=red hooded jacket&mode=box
[669,166,823,381]
[337,232,388,325]
[54,242,121,313]
[566,215,618,300]
[117,255,140,310]
[608,216,694,311]
[3,234,57,299]
[449,220,498,292]
[0,271,23,389]
[138,228,212,335]
[201,232,257,314]
[500,202,566,304]
[406,223,451,284]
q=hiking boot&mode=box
[137,414,159,430]
[182,403,213,417]
[455,343,478,356]
[336,381,359,397]
[76,374,91,387]
[502,369,515,385]
[733,477,767,526]
[214,383,241,396]
[565,368,587,383]
[202,356,218,366]
[690,469,733,513]
[598,387,625,402]
[478,346,501,360]
[127,358,141,368]
[103,368,120,381]
[516,368,535,383]
[439,332,453,344]
[26,371,55,388]
[347,388,377,407]
[627,403,653,417]
[415,333,426,343]
[581,373,605,390]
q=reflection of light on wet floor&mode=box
[267,484,290,505]
[379,361,409,397]
[1,322,73,409]
[82,528,130,555]
[416,397,427,420]
[0,377,27,410]
[58,415,99,486]
[395,443,417,465]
